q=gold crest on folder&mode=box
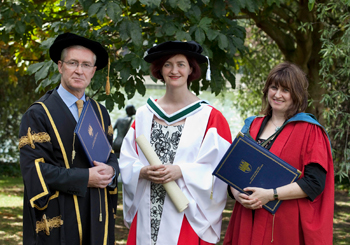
[88,124,94,137]
[239,160,252,173]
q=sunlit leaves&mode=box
[308,0,315,11]
[34,62,51,84]
[318,0,350,179]
[27,62,46,75]
[168,0,191,11]
[2,0,257,113]
[106,2,122,22]
[65,0,76,9]
[88,2,103,17]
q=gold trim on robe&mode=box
[36,102,83,245]
[108,124,113,136]
[18,127,51,149]
[36,214,64,235]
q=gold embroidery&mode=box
[108,124,113,136]
[18,127,51,149]
[109,187,118,195]
[36,214,63,235]
[28,127,34,148]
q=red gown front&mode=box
[224,117,334,245]
[127,213,214,245]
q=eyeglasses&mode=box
[62,61,95,71]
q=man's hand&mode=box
[88,161,114,188]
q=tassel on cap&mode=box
[206,56,211,81]
[105,58,111,95]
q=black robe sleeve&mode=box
[19,103,90,209]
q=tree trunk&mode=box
[242,1,325,124]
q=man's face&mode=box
[57,46,97,98]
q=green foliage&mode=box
[0,162,22,177]
[233,20,283,119]
[0,0,254,171]
[237,0,331,123]
[318,0,350,181]
[0,32,46,165]
[0,0,259,167]
[1,0,349,182]
[0,0,257,112]
[234,0,350,180]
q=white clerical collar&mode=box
[146,97,209,125]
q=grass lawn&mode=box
[0,176,349,245]
[0,177,24,245]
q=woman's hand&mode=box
[243,187,274,207]
[139,165,182,184]
[232,183,308,210]
[230,187,262,210]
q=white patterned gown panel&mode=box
[150,120,184,245]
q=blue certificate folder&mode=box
[74,100,111,167]
[213,132,301,214]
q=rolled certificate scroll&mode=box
[136,134,189,212]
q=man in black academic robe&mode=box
[18,33,119,245]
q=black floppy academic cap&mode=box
[49,33,108,70]
[144,41,207,64]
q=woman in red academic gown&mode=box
[224,62,334,245]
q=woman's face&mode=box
[267,83,293,115]
[161,54,192,88]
